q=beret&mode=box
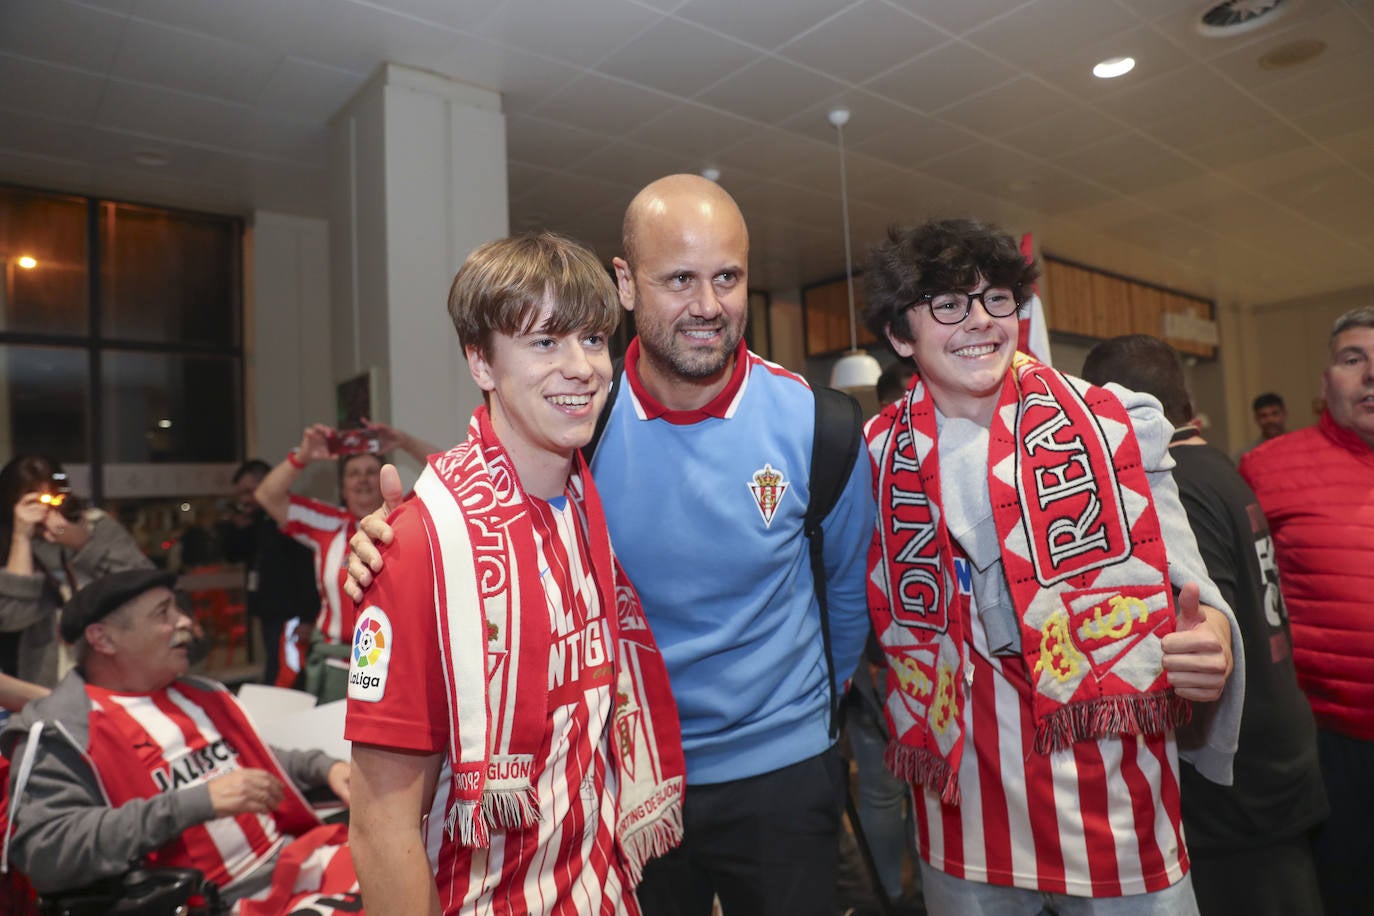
[60,568,177,644]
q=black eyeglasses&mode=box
[907,288,1020,325]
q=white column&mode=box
[330,64,508,480]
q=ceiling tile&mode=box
[886,0,1031,38]
[596,17,757,97]
[567,141,699,190]
[852,114,981,167]
[355,0,494,32]
[1291,88,1374,142]
[1205,5,1371,91]
[864,40,1016,113]
[1252,49,1374,120]
[110,18,281,105]
[1142,97,1277,151]
[0,54,107,123]
[0,0,128,73]
[1035,26,1193,101]
[670,0,854,50]
[713,128,833,180]
[1097,64,1252,128]
[427,33,584,112]
[505,114,611,170]
[627,103,759,160]
[471,0,662,68]
[962,0,1137,70]
[777,90,918,147]
[778,1,944,85]
[255,57,365,123]
[936,76,1079,136]
[996,173,1117,216]
[1052,133,1200,193]
[286,0,462,74]
[125,0,313,54]
[533,71,676,137]
[95,80,256,153]
[1218,145,1346,190]
[695,57,846,125]
[917,141,1044,191]
[1001,106,1124,159]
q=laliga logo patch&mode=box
[349,606,392,703]
[747,463,788,527]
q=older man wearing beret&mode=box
[1,569,357,912]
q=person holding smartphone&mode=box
[253,421,437,703]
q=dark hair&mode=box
[1252,392,1284,412]
[862,218,1040,348]
[1080,335,1192,428]
[0,455,62,563]
[232,459,272,484]
[875,360,915,405]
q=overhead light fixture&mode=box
[17,256,37,269]
[1092,56,1135,79]
[701,166,721,182]
[826,107,882,392]
[157,418,173,429]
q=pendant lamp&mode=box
[826,107,882,391]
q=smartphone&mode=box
[38,470,72,509]
[325,427,382,457]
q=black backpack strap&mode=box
[582,356,625,465]
[806,385,864,739]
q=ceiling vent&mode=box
[1196,0,1295,37]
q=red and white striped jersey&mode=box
[283,495,356,644]
[85,684,291,889]
[911,561,1189,898]
[347,494,637,916]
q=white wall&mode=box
[245,211,336,499]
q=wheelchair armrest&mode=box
[37,865,220,916]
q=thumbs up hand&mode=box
[1160,582,1234,702]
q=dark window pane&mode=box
[102,351,240,462]
[0,189,89,336]
[99,203,240,347]
[0,344,90,462]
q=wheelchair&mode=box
[36,866,225,916]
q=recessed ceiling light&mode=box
[1093,56,1136,79]
[17,256,37,269]
[157,418,173,429]
[133,149,170,167]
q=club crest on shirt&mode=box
[747,463,788,527]
[349,606,392,703]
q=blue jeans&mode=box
[920,862,1200,916]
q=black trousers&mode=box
[1190,836,1324,916]
[1312,728,1374,916]
[636,747,846,916]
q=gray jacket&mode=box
[1,670,337,896]
[0,512,152,686]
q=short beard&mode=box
[639,318,745,381]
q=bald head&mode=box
[622,174,748,268]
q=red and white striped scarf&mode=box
[869,353,1188,804]
[414,407,683,881]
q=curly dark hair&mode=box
[862,218,1039,348]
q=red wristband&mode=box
[287,450,306,470]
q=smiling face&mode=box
[886,277,1017,427]
[1253,403,1287,439]
[615,175,749,410]
[467,296,612,488]
[341,453,383,520]
[1323,325,1374,449]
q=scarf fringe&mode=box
[886,741,960,805]
[445,799,490,849]
[1033,692,1192,755]
[619,804,685,887]
[480,785,541,831]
